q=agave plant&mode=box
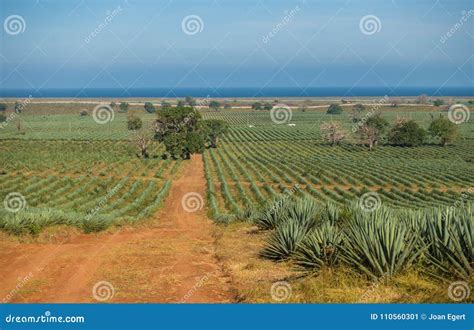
[341,209,426,279]
[253,195,292,230]
[283,196,319,231]
[260,221,307,260]
[426,206,473,280]
[294,221,343,271]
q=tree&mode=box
[320,122,346,146]
[433,99,444,107]
[326,104,343,115]
[351,104,365,123]
[127,115,142,130]
[144,102,156,114]
[177,100,185,107]
[263,103,273,110]
[119,102,129,113]
[388,120,426,147]
[429,115,459,146]
[132,128,152,158]
[185,96,196,107]
[209,100,221,111]
[110,101,117,109]
[357,114,389,151]
[202,119,228,148]
[154,106,205,159]
[0,114,6,123]
[0,103,7,112]
[80,110,88,116]
[251,102,262,110]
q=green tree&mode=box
[388,120,426,147]
[127,115,143,130]
[177,100,185,107]
[110,101,117,109]
[251,102,262,110]
[0,103,7,112]
[263,103,273,110]
[144,102,156,114]
[154,106,205,159]
[0,114,6,123]
[209,100,221,111]
[357,114,389,151]
[433,99,444,107]
[119,102,129,113]
[429,115,459,146]
[202,119,228,148]
[326,104,343,115]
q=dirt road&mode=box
[0,155,234,303]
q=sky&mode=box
[0,0,473,91]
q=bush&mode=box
[388,120,426,147]
[429,115,459,146]
[144,102,156,113]
[0,114,6,122]
[127,115,142,130]
[433,99,444,107]
[326,104,343,115]
[0,103,6,112]
[79,110,88,117]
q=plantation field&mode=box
[1,103,473,232]
[0,100,472,303]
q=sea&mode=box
[0,86,472,98]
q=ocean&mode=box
[0,86,472,98]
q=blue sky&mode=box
[0,0,473,90]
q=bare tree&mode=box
[320,121,346,146]
[132,128,153,158]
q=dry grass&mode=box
[214,221,466,303]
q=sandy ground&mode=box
[0,155,234,303]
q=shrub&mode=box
[79,110,88,117]
[429,115,459,146]
[326,104,343,115]
[388,120,426,147]
[0,103,6,112]
[0,114,6,122]
[144,102,156,113]
[127,115,142,130]
[260,220,307,260]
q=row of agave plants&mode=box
[250,196,472,281]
